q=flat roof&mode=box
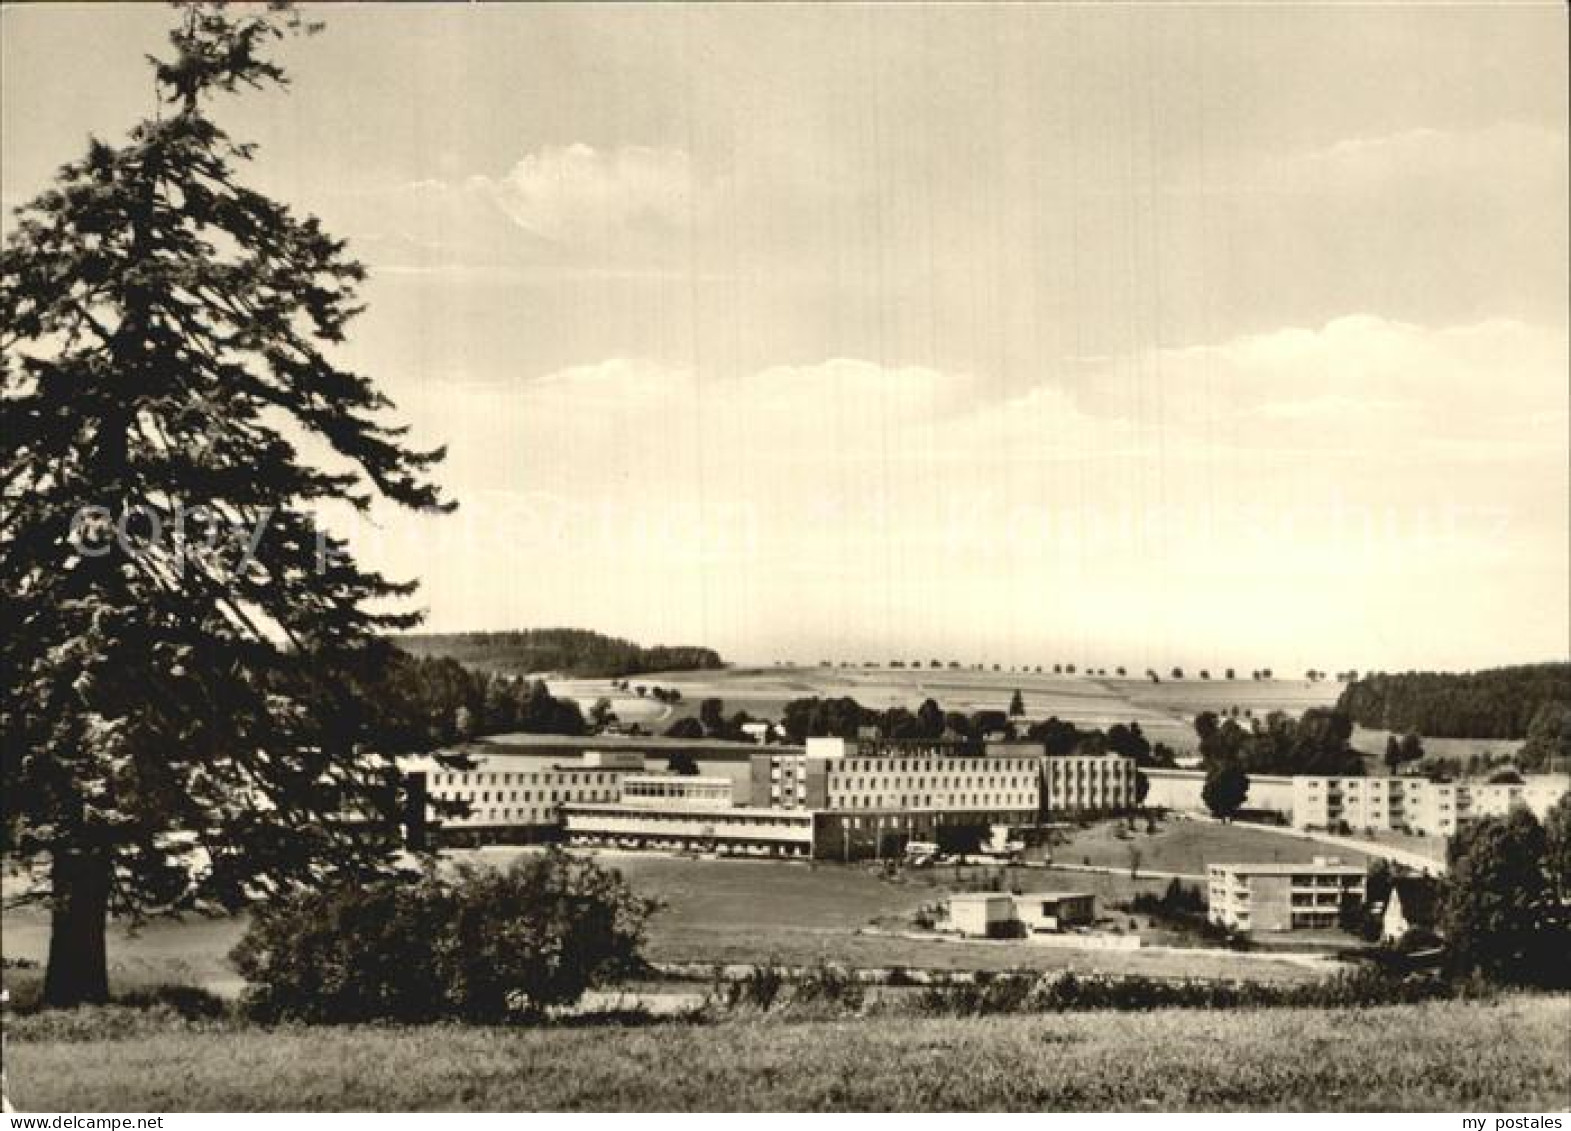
[949,891,1090,902]
[1208,861,1366,875]
[478,733,796,754]
[561,801,812,819]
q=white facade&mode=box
[756,743,1039,821]
[619,775,733,809]
[406,750,642,835]
[944,891,1096,936]
[756,739,1132,818]
[1292,774,1568,837]
[562,801,815,857]
[1141,768,1297,817]
[945,893,1017,937]
[1041,754,1138,814]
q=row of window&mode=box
[836,757,1040,774]
[456,807,552,824]
[567,811,810,831]
[433,787,615,806]
[826,773,1034,791]
[431,770,620,788]
[839,811,1023,830]
[826,793,1030,810]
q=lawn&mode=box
[1,902,249,996]
[1352,726,1524,770]
[1,851,1325,999]
[6,996,1565,1111]
[1048,816,1380,878]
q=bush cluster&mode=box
[910,965,1479,1017]
[230,851,658,1024]
[703,960,868,1016]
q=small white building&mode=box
[1014,891,1096,932]
[945,893,1018,938]
[944,891,1097,937]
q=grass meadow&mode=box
[6,995,1565,1111]
[4,842,1352,1000]
[1044,816,1380,877]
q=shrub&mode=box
[1126,878,1207,925]
[791,959,865,1013]
[906,965,1467,1017]
[1,973,228,1023]
[114,983,230,1019]
[231,850,658,1024]
[917,970,1037,1016]
[709,963,786,1012]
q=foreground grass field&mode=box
[3,850,1340,994]
[7,996,1565,1111]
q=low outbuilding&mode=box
[944,891,1097,937]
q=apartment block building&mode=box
[405,748,646,845]
[1207,858,1367,932]
[1292,773,1568,837]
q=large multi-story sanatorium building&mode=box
[745,736,1044,857]
[409,733,1138,856]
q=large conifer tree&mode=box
[1,3,451,1005]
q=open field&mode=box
[550,666,1347,754]
[1352,726,1524,768]
[6,996,1565,1111]
[1046,816,1379,877]
[2,850,1333,997]
[1,902,248,997]
[495,851,1332,980]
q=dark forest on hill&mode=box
[397,628,724,678]
[1336,664,1569,740]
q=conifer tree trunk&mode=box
[43,850,112,1007]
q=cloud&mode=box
[1094,315,1568,452]
[390,315,1566,506]
[1273,123,1568,195]
[460,144,693,244]
[355,314,1566,670]
[309,145,698,276]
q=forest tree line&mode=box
[396,628,724,678]
[1336,665,1570,748]
[773,695,1175,766]
[374,650,588,746]
[1194,708,1366,777]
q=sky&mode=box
[3,2,1567,673]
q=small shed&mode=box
[945,892,1017,938]
[1014,891,1096,932]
